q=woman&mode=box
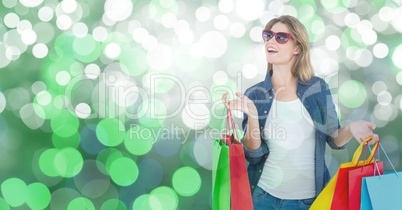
[222,15,378,210]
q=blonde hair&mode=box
[265,15,314,82]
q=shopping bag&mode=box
[310,137,379,210]
[212,139,230,210]
[331,141,382,210]
[348,161,383,210]
[223,109,253,210]
[212,109,253,210]
[360,143,402,210]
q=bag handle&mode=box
[224,109,238,145]
[351,137,380,166]
[372,142,399,179]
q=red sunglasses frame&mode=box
[262,30,293,44]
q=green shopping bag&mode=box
[212,139,230,210]
[212,109,253,210]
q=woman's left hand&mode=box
[348,120,379,145]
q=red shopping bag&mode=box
[348,161,383,210]
[331,141,382,210]
[222,109,253,210]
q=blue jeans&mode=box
[252,186,315,210]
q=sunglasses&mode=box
[262,30,293,44]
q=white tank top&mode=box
[258,98,316,199]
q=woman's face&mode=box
[264,22,300,66]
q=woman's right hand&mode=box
[221,92,258,117]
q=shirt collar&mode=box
[263,70,314,90]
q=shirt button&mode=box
[259,170,262,173]
[260,126,263,129]
[269,96,273,99]
[264,110,267,114]
[251,185,255,188]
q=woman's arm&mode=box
[222,92,262,150]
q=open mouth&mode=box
[267,47,278,53]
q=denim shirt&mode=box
[241,71,346,197]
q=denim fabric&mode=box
[241,71,346,197]
[252,186,315,210]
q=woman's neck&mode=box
[271,66,296,88]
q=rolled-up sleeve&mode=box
[322,81,345,150]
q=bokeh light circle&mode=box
[137,99,167,128]
[146,44,174,71]
[137,159,163,190]
[392,44,402,69]
[38,6,54,22]
[0,178,27,207]
[50,188,81,210]
[172,167,201,196]
[195,6,210,22]
[39,148,60,177]
[377,91,392,106]
[242,63,258,79]
[213,15,229,30]
[26,182,51,209]
[84,64,101,79]
[55,71,71,86]
[371,81,387,95]
[124,125,153,156]
[355,48,373,67]
[149,186,179,210]
[0,198,10,210]
[75,103,91,119]
[230,22,246,38]
[213,71,228,85]
[50,109,79,138]
[104,42,121,59]
[19,0,44,7]
[193,135,213,170]
[104,0,133,22]
[56,15,73,30]
[0,92,6,114]
[19,103,45,129]
[396,72,402,85]
[4,13,20,28]
[52,132,80,149]
[72,22,88,38]
[54,147,84,177]
[200,31,227,58]
[325,35,341,51]
[374,104,397,122]
[96,118,125,147]
[132,194,153,210]
[373,43,388,58]
[109,157,139,186]
[93,26,108,42]
[32,43,49,58]
[74,160,110,198]
[61,0,78,14]
[67,197,95,210]
[73,35,102,63]
[182,104,210,130]
[235,0,264,21]
[101,199,127,210]
[339,80,367,108]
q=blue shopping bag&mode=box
[360,143,402,210]
[361,172,402,210]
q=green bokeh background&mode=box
[1,0,402,209]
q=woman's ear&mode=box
[294,45,300,55]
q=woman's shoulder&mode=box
[302,76,326,85]
[244,80,267,96]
